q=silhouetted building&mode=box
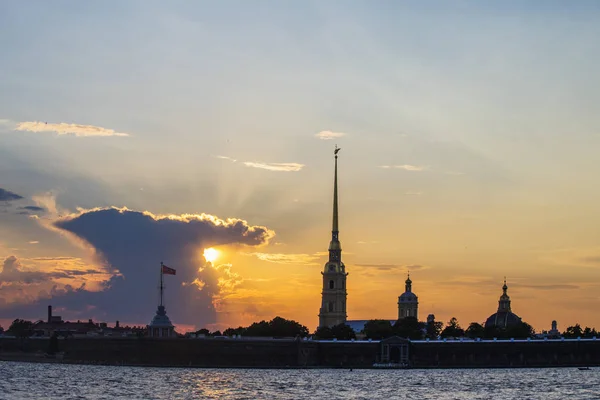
[549,320,560,337]
[319,147,348,328]
[484,279,522,329]
[148,305,175,338]
[398,273,418,320]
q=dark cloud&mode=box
[0,188,23,202]
[1,207,274,328]
[20,205,45,212]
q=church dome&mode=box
[399,291,418,302]
[484,311,521,329]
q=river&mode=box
[0,361,598,399]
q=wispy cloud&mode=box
[243,252,321,265]
[243,162,304,172]
[315,130,346,140]
[28,241,39,244]
[214,155,304,172]
[214,155,237,162]
[355,263,428,271]
[380,164,427,171]
[15,121,130,137]
[404,191,423,196]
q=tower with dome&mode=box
[485,279,522,329]
[398,273,419,320]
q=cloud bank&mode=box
[0,207,275,328]
[15,121,130,137]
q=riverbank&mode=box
[2,337,600,369]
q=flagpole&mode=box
[160,261,164,307]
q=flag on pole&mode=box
[161,264,176,275]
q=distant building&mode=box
[319,147,348,328]
[398,274,418,320]
[549,320,560,337]
[484,279,522,329]
[148,304,175,338]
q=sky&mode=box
[1,1,600,333]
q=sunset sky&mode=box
[2,1,600,333]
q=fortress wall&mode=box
[2,337,600,368]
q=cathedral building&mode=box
[484,279,522,329]
[318,146,348,328]
[398,273,418,320]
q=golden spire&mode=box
[332,145,340,233]
[328,145,342,261]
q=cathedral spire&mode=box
[319,145,347,328]
[328,146,342,262]
[332,145,340,234]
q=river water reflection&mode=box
[1,361,598,399]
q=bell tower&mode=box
[318,146,348,328]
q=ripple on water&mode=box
[0,362,599,400]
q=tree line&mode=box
[4,317,598,340]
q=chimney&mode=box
[48,305,52,324]
[116,320,120,328]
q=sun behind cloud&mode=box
[203,248,219,263]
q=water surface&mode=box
[1,362,598,399]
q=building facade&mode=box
[319,147,348,328]
[398,274,418,320]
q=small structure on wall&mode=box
[148,262,177,338]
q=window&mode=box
[329,280,334,289]
[328,302,334,312]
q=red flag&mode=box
[162,264,176,275]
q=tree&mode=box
[314,326,334,340]
[465,322,485,339]
[583,327,598,338]
[223,326,246,337]
[232,317,309,338]
[394,317,424,340]
[268,316,309,337]
[563,324,583,338]
[440,317,464,338]
[330,323,356,340]
[363,320,394,340]
[504,322,535,339]
[211,330,222,336]
[194,328,210,336]
[426,321,443,339]
[7,319,33,338]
